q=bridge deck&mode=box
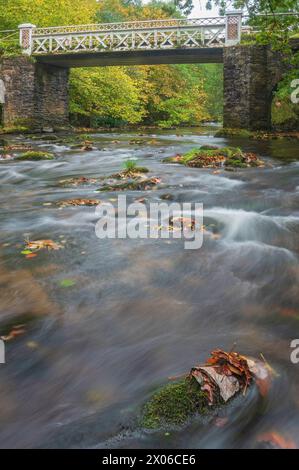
[36,47,223,68]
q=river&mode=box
[0,127,298,448]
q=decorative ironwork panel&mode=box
[227,16,239,41]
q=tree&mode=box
[205,1,299,17]
[69,67,145,126]
[174,0,194,15]
[135,64,208,127]
[0,0,97,29]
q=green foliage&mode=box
[0,0,98,29]
[200,64,223,121]
[0,0,225,128]
[69,1,218,127]
[59,279,76,288]
[272,69,299,129]
[141,379,208,429]
[0,125,30,134]
[123,160,137,170]
[69,67,145,126]
[173,0,193,15]
[136,64,209,127]
[0,36,20,58]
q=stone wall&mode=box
[0,56,69,129]
[0,57,36,127]
[223,44,286,131]
[35,63,69,128]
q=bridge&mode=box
[0,12,298,131]
[18,13,243,67]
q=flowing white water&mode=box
[0,128,299,449]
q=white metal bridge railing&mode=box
[18,12,242,56]
[15,11,299,56]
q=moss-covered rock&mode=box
[225,157,247,168]
[110,167,149,179]
[16,151,55,161]
[163,146,264,169]
[98,177,160,192]
[0,125,31,135]
[184,150,226,168]
[141,378,210,429]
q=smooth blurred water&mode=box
[0,127,299,448]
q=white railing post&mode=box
[225,11,242,46]
[18,23,36,54]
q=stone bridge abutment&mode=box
[223,44,287,130]
[0,56,69,129]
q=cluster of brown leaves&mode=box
[169,216,196,231]
[25,239,63,251]
[81,141,94,151]
[244,153,264,167]
[189,349,253,405]
[57,198,100,208]
[59,176,98,186]
[187,154,226,168]
[4,145,32,152]
[109,170,144,180]
[253,131,299,141]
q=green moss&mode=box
[124,166,149,174]
[225,158,247,168]
[0,126,31,135]
[16,151,55,161]
[0,39,21,58]
[97,177,158,192]
[181,147,235,166]
[141,378,209,429]
[272,99,299,130]
[214,128,253,138]
[163,146,262,169]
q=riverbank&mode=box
[0,124,298,141]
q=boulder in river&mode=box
[163,146,264,169]
[16,151,55,161]
[141,349,272,429]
